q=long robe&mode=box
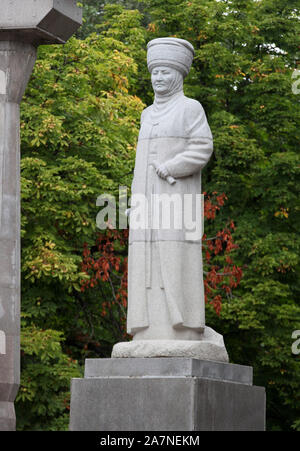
[127,91,213,338]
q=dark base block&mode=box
[69,358,265,431]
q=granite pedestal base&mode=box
[69,358,265,431]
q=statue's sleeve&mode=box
[164,100,213,178]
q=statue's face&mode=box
[151,66,179,95]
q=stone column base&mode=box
[0,401,16,431]
[69,358,266,431]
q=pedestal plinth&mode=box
[69,358,266,431]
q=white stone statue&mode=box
[112,38,228,362]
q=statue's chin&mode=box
[154,87,170,96]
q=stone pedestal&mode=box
[69,358,266,431]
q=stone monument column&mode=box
[0,41,37,432]
[0,0,82,431]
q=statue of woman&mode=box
[113,38,228,361]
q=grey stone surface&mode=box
[0,42,34,432]
[194,379,265,431]
[112,332,229,363]
[0,1,82,431]
[85,358,253,385]
[0,401,16,431]
[70,377,194,431]
[69,359,265,431]
[0,0,82,45]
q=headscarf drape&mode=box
[150,70,184,122]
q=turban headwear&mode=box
[147,37,195,78]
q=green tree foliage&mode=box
[18,0,300,430]
[17,326,82,431]
[76,0,146,39]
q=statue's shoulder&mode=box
[140,105,153,123]
[183,96,205,116]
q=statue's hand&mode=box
[153,161,169,180]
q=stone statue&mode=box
[112,38,228,362]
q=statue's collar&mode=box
[150,91,184,122]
